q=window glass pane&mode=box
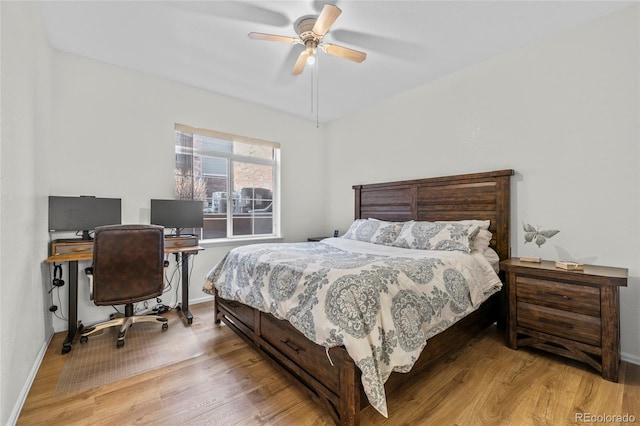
[232,162,273,237]
[174,168,208,201]
[175,131,193,174]
[234,141,274,160]
[203,169,228,239]
[175,126,278,241]
[196,135,233,154]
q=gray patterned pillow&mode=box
[436,220,491,252]
[341,219,404,245]
[391,221,480,253]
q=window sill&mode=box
[199,235,284,249]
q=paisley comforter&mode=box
[204,237,502,417]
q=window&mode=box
[175,124,280,241]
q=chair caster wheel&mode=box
[162,323,168,331]
[80,336,88,344]
[116,340,125,348]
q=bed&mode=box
[204,169,514,425]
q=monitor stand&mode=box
[165,228,196,238]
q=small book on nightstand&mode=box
[555,260,584,271]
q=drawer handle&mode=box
[543,293,571,300]
[280,339,302,353]
[539,317,573,328]
[71,247,91,252]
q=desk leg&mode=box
[62,260,79,354]
[180,252,193,325]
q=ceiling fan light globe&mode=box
[306,55,316,65]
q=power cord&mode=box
[48,263,67,320]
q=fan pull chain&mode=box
[310,62,314,114]
[315,54,319,128]
[309,53,320,128]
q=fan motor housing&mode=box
[295,15,321,43]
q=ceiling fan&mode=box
[248,4,367,75]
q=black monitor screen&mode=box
[48,196,122,239]
[150,199,204,233]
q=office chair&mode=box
[79,224,169,348]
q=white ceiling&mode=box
[39,1,633,124]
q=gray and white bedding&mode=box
[204,237,501,417]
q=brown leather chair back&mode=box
[92,224,165,305]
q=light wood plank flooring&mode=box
[18,301,639,425]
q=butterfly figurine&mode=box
[523,223,559,247]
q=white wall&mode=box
[2,3,327,419]
[3,2,638,423]
[0,2,53,424]
[324,5,640,362]
[49,51,327,330]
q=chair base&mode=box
[80,304,168,348]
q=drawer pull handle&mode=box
[539,317,572,328]
[71,247,91,252]
[544,293,571,300]
[280,339,302,353]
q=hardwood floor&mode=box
[19,301,639,425]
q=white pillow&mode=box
[472,229,493,253]
[482,247,501,273]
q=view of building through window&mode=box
[175,125,279,240]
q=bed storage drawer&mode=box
[260,312,340,393]
[217,298,256,332]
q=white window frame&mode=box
[175,124,281,243]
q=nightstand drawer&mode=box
[516,276,600,317]
[517,301,601,346]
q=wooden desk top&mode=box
[45,243,203,263]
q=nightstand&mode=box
[500,258,628,382]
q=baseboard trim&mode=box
[7,327,54,425]
[189,295,214,306]
[622,351,640,367]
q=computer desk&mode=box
[45,237,203,354]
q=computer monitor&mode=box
[48,196,122,240]
[150,199,204,236]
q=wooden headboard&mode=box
[353,169,514,261]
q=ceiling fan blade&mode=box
[322,44,367,63]
[312,4,341,36]
[292,51,309,75]
[248,32,300,44]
